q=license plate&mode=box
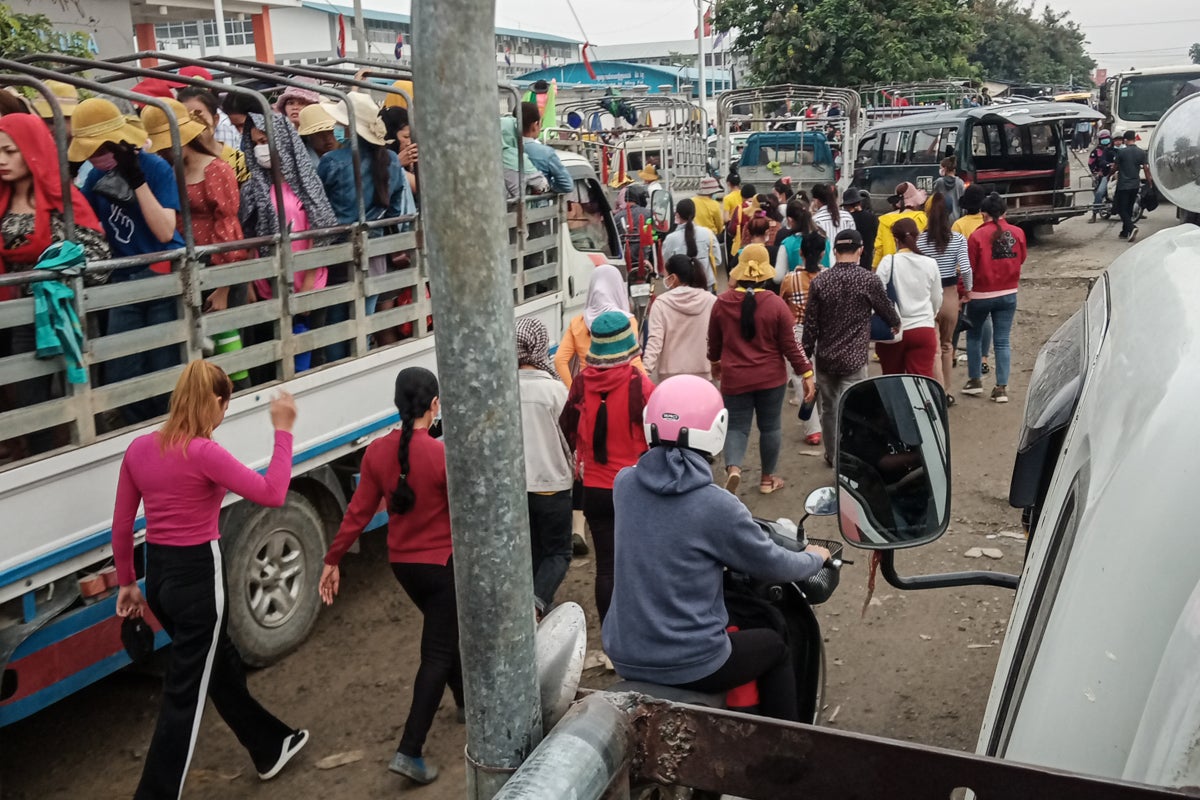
[630,283,652,298]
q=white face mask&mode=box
[253,143,272,168]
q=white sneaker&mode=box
[259,729,310,781]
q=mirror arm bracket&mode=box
[880,551,1020,591]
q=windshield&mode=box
[1116,72,1200,122]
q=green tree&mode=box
[1190,42,1200,64]
[0,3,93,62]
[714,0,979,86]
[969,0,1095,84]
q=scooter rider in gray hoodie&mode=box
[602,375,831,720]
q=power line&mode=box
[1082,17,1200,28]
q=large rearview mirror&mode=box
[650,188,674,234]
[836,376,951,550]
[1149,92,1200,214]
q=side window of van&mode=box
[857,133,880,167]
[1005,123,1025,155]
[941,126,959,158]
[879,130,911,165]
[910,128,942,164]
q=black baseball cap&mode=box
[834,229,863,249]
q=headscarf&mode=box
[895,181,928,211]
[501,116,539,174]
[239,111,337,241]
[583,263,631,329]
[0,114,104,300]
[515,317,554,375]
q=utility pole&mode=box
[353,0,367,58]
[412,0,544,797]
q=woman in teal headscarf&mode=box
[501,116,548,200]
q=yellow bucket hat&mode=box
[32,80,79,119]
[140,98,208,153]
[68,98,150,161]
[730,244,776,284]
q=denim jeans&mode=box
[966,294,1017,385]
[1093,174,1109,207]
[723,384,787,475]
[105,268,180,424]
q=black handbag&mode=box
[870,256,901,343]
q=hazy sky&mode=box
[382,0,1200,74]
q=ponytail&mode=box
[388,367,440,515]
[740,285,764,341]
[980,193,1010,258]
[160,360,234,453]
[813,183,840,226]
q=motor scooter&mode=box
[608,488,848,799]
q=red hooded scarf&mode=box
[0,114,104,300]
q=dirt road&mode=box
[0,210,1172,799]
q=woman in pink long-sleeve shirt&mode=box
[111,360,308,799]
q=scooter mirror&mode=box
[650,188,674,233]
[535,601,587,733]
[804,487,838,517]
[835,375,951,550]
[1149,92,1200,214]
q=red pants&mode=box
[876,326,938,378]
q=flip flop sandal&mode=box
[759,476,785,495]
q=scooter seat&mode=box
[606,680,727,709]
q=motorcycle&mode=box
[610,487,847,799]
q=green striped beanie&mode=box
[586,311,639,368]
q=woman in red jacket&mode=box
[559,311,656,625]
[963,193,1027,405]
[319,367,460,785]
[709,245,816,495]
[112,361,307,799]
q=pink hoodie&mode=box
[643,287,717,381]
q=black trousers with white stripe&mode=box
[135,541,293,800]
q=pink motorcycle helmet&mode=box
[643,375,728,458]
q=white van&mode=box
[834,92,1200,790]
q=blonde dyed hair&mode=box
[159,360,233,452]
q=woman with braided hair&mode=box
[319,367,462,786]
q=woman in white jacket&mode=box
[874,217,942,378]
[644,255,717,383]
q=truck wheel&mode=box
[223,491,325,667]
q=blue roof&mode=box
[301,3,582,44]
[516,60,732,93]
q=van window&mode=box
[879,130,911,165]
[910,128,942,164]
[941,126,959,158]
[857,132,880,167]
[1004,123,1025,155]
[1027,124,1058,156]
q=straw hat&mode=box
[274,85,321,113]
[140,98,208,153]
[382,79,414,109]
[729,244,776,284]
[68,98,151,161]
[296,103,337,137]
[639,164,660,183]
[698,175,721,195]
[32,80,79,119]
[328,92,388,147]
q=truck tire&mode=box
[223,491,325,667]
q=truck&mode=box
[1100,64,1200,141]
[0,54,621,727]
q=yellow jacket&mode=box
[952,213,985,239]
[873,210,929,269]
[692,195,724,239]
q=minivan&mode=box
[853,101,1103,225]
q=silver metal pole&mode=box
[353,0,367,58]
[412,0,543,797]
[697,1,707,113]
[492,694,634,800]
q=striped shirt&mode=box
[917,231,972,292]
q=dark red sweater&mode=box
[708,288,814,395]
[324,429,453,566]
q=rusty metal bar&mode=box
[628,699,1197,800]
